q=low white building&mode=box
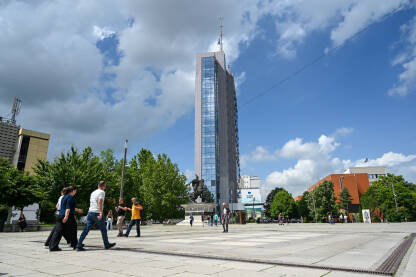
[238,175,263,219]
[344,166,387,184]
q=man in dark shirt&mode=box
[49,186,83,251]
[116,198,127,237]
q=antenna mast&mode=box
[219,16,223,52]
[11,97,22,124]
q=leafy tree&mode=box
[201,184,214,203]
[337,187,353,214]
[138,149,189,222]
[296,191,311,221]
[361,174,416,222]
[305,181,337,222]
[270,189,296,218]
[264,187,284,218]
[0,157,43,212]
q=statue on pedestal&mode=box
[189,175,204,203]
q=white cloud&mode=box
[388,17,416,96]
[240,146,278,168]
[354,152,416,167]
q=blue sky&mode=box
[0,1,415,197]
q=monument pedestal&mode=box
[177,203,217,226]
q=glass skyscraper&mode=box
[195,51,240,205]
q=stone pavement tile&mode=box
[215,268,276,277]
[263,265,329,277]
[0,263,40,276]
[170,272,211,277]
[63,270,130,277]
[119,266,184,277]
[138,260,187,269]
[168,264,232,275]
[219,261,272,271]
[37,264,92,275]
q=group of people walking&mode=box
[45,181,143,252]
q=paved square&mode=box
[0,223,415,276]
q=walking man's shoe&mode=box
[49,247,62,252]
[117,233,123,237]
[124,234,128,237]
[105,243,116,249]
[76,247,86,251]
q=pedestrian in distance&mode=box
[76,181,116,251]
[116,198,127,237]
[124,197,143,237]
[344,214,348,223]
[18,213,27,232]
[189,214,194,227]
[339,214,343,223]
[106,210,113,231]
[49,186,83,251]
[214,213,218,226]
[221,203,230,233]
[44,189,70,248]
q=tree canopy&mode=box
[270,189,296,218]
[264,187,284,218]
[360,174,416,222]
[305,180,337,222]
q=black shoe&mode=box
[49,247,62,252]
[117,233,123,237]
[123,234,128,237]
[105,243,116,249]
[73,244,84,250]
[76,247,86,251]
[135,235,140,237]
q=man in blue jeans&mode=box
[76,181,116,251]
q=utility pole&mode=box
[391,182,399,212]
[119,139,128,200]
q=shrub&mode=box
[0,205,8,221]
[39,201,56,224]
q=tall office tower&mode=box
[194,50,240,205]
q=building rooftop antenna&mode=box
[11,97,22,124]
[218,16,223,52]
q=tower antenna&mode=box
[218,16,223,52]
[11,97,22,124]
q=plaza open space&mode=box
[1,223,416,277]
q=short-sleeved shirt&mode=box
[117,203,126,216]
[131,204,142,220]
[89,189,105,213]
[59,194,76,216]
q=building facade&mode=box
[238,175,263,219]
[194,51,240,205]
[12,129,50,174]
[308,173,370,213]
[345,166,387,185]
[0,118,20,163]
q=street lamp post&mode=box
[391,182,399,212]
[252,197,256,219]
[119,139,128,200]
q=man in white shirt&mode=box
[222,203,230,233]
[76,181,116,251]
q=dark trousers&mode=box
[125,219,141,237]
[45,215,70,246]
[49,215,77,250]
[222,216,229,232]
[77,212,110,248]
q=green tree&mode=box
[137,149,189,222]
[270,189,296,219]
[34,146,111,213]
[305,181,337,222]
[361,174,416,222]
[296,191,311,221]
[0,157,43,212]
[201,184,214,203]
[337,187,353,214]
[264,187,284,218]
